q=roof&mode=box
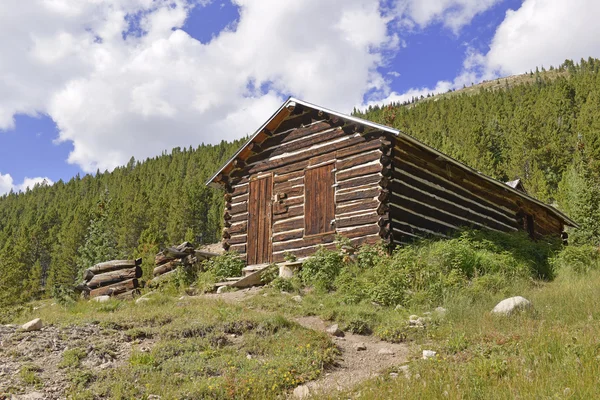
[207,97,578,228]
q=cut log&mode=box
[87,266,142,289]
[83,259,141,281]
[90,279,138,298]
[153,260,182,277]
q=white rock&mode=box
[353,342,367,351]
[293,384,310,398]
[409,314,419,321]
[216,286,228,294]
[291,295,302,303]
[389,372,399,378]
[399,364,411,379]
[12,392,46,400]
[326,324,344,337]
[378,348,395,355]
[491,296,532,315]
[422,350,437,359]
[21,318,43,332]
[92,295,111,303]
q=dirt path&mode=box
[199,289,411,397]
[292,316,409,398]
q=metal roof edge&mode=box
[206,97,578,228]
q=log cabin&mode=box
[206,98,577,266]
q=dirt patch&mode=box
[0,323,143,399]
[292,316,409,397]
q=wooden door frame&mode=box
[303,162,337,238]
[247,173,274,265]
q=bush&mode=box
[202,252,244,281]
[300,246,345,292]
[551,245,600,275]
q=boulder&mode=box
[291,295,302,303]
[92,295,111,303]
[21,318,43,332]
[293,384,310,398]
[422,350,437,359]
[326,324,344,337]
[492,296,532,315]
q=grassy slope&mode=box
[328,270,600,399]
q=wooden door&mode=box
[304,163,336,236]
[247,175,273,265]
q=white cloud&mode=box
[393,0,502,33]
[372,0,600,109]
[0,0,509,175]
[0,173,13,196]
[485,0,600,75]
[0,173,53,196]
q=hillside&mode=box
[1,58,600,309]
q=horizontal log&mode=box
[378,189,390,203]
[90,279,138,298]
[231,193,249,204]
[231,184,248,196]
[230,244,246,254]
[222,229,231,239]
[273,205,303,222]
[336,198,379,215]
[273,229,304,242]
[274,170,304,184]
[273,217,304,233]
[335,139,382,159]
[389,203,454,236]
[273,233,336,252]
[336,150,381,171]
[336,162,380,181]
[229,212,248,223]
[228,221,248,235]
[389,179,517,232]
[377,203,390,216]
[85,259,141,280]
[392,158,516,224]
[87,266,142,289]
[246,135,369,175]
[228,234,247,245]
[337,187,380,203]
[336,212,379,228]
[224,193,232,202]
[222,241,231,251]
[256,121,332,155]
[336,173,381,191]
[153,260,182,277]
[230,201,247,215]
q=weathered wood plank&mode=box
[336,212,379,228]
[90,279,138,298]
[87,266,142,289]
[336,150,381,171]
[336,187,379,203]
[336,174,381,191]
[336,162,380,181]
[273,229,304,242]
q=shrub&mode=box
[300,246,345,292]
[202,252,245,281]
[551,245,600,275]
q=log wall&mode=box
[387,135,564,244]
[221,112,391,264]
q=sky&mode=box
[1,0,600,195]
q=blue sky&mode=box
[1,0,598,194]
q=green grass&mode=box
[19,364,43,387]
[323,269,600,399]
[14,294,337,399]
[7,232,600,399]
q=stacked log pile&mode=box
[149,242,197,286]
[82,259,142,299]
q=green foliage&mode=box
[77,190,119,275]
[300,246,345,292]
[551,245,600,275]
[260,264,279,284]
[59,348,88,369]
[203,252,245,281]
[19,364,43,387]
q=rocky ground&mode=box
[0,320,152,399]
